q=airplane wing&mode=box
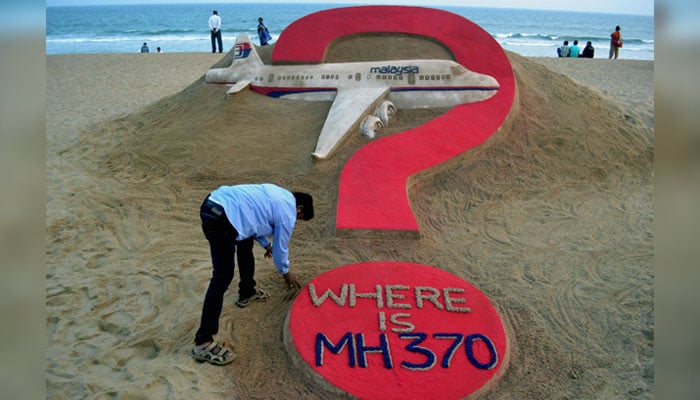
[225,79,252,95]
[312,86,390,160]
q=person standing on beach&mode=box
[209,10,223,53]
[609,25,623,59]
[581,41,595,58]
[257,17,272,46]
[191,184,314,365]
[140,42,149,53]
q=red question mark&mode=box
[273,6,516,236]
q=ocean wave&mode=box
[47,35,208,43]
[105,28,199,36]
[493,32,651,45]
[89,27,256,38]
[46,31,266,44]
[499,41,555,48]
[494,32,557,40]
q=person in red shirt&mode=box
[609,25,623,59]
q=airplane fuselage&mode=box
[205,35,499,159]
[206,59,498,108]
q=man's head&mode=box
[213,10,218,15]
[293,192,314,221]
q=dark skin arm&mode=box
[264,204,307,291]
[264,244,301,290]
[284,271,301,290]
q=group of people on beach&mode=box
[139,43,161,53]
[140,10,270,54]
[146,13,624,60]
[557,25,624,59]
[557,40,595,58]
[208,9,271,53]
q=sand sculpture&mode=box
[273,6,514,399]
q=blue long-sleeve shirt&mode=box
[209,184,296,274]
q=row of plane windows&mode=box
[253,74,452,82]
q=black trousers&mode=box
[195,196,256,345]
[210,30,222,53]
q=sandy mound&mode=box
[46,36,653,399]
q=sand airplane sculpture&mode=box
[206,34,500,160]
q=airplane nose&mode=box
[205,69,224,83]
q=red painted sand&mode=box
[286,262,509,400]
[275,7,512,397]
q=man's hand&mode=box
[283,271,301,290]
[264,244,272,259]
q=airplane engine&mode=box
[360,115,383,139]
[374,101,396,125]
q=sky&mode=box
[43,0,654,16]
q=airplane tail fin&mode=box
[206,34,262,83]
[231,34,263,67]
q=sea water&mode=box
[46,3,654,60]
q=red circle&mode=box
[286,262,509,399]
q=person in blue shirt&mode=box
[257,17,272,46]
[191,183,314,365]
[569,40,581,58]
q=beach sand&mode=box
[46,37,653,399]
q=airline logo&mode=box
[369,65,420,75]
[234,43,252,59]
